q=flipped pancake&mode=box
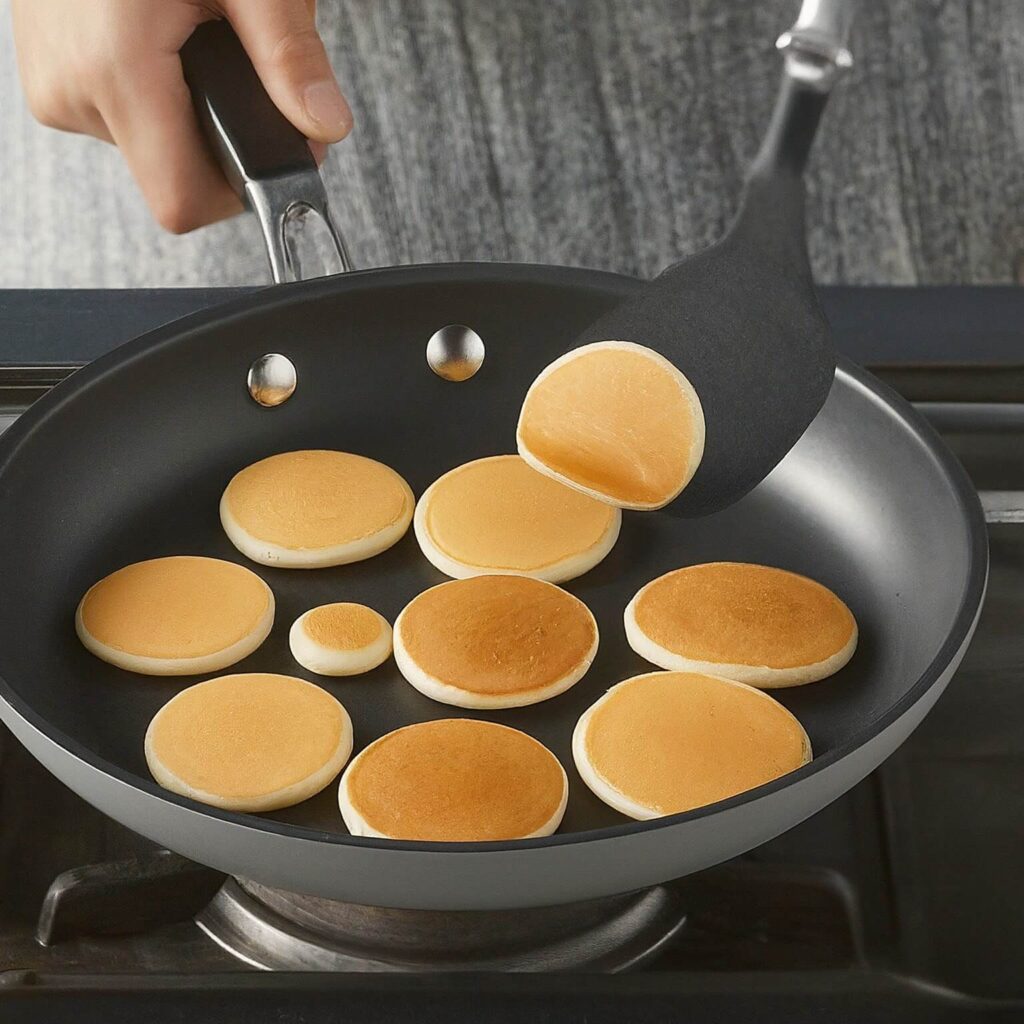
[289,602,393,676]
[145,673,352,812]
[339,719,568,840]
[393,575,598,708]
[414,454,621,582]
[573,671,811,819]
[76,555,274,675]
[517,341,705,509]
[625,562,857,688]
[220,450,414,568]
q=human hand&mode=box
[12,0,351,233]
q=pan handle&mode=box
[179,20,352,283]
[749,0,855,180]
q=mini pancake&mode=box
[220,450,415,568]
[393,575,598,708]
[145,673,353,813]
[414,454,621,583]
[339,719,568,841]
[625,562,858,688]
[76,555,274,676]
[573,671,812,820]
[289,602,393,676]
[516,341,705,510]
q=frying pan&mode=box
[0,5,986,911]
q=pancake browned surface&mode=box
[414,454,620,582]
[145,673,353,813]
[289,602,393,676]
[339,719,567,841]
[517,341,705,509]
[626,562,858,688]
[573,671,811,820]
[220,450,414,568]
[76,555,273,675]
[394,575,598,708]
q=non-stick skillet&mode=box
[0,5,986,911]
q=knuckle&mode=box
[151,193,199,235]
[23,82,66,129]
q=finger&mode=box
[221,0,352,143]
[100,51,242,233]
[11,0,113,142]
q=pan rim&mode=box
[0,262,989,855]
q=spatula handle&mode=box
[750,0,855,178]
[179,20,352,283]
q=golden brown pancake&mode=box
[145,673,353,812]
[517,341,705,509]
[414,454,621,582]
[573,671,811,819]
[339,719,568,840]
[289,602,393,676]
[625,562,857,688]
[76,555,274,675]
[220,450,414,568]
[393,575,598,708]
[306,603,383,649]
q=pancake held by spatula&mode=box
[625,562,857,688]
[394,575,598,708]
[220,450,414,568]
[414,454,620,583]
[145,673,353,813]
[516,341,705,510]
[573,671,811,820]
[339,719,568,841]
[289,602,393,676]
[76,555,273,675]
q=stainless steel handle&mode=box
[746,0,855,187]
[981,492,1024,524]
[777,0,855,91]
[248,174,352,284]
[180,21,352,283]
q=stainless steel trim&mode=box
[777,0,855,91]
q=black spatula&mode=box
[575,0,855,517]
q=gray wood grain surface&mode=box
[2,0,1023,288]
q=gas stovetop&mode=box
[0,287,1021,1022]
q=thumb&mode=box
[221,0,352,142]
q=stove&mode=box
[0,286,1021,1021]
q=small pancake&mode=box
[145,673,353,813]
[76,555,274,676]
[625,562,857,688]
[393,575,598,708]
[339,719,568,841]
[220,450,415,568]
[573,671,812,820]
[289,602,393,676]
[414,454,621,583]
[517,341,705,510]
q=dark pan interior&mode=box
[0,265,977,841]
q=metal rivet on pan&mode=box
[247,353,297,407]
[426,325,485,382]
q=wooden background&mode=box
[1,0,1023,287]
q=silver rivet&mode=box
[247,353,297,407]
[426,325,485,382]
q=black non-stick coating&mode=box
[0,264,986,909]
